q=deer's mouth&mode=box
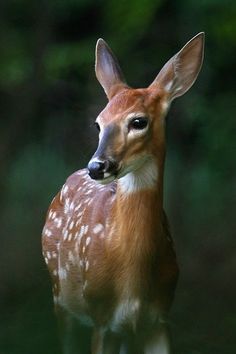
[95,173,117,185]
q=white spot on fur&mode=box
[52,251,57,259]
[55,217,62,229]
[58,268,67,280]
[85,260,89,271]
[51,211,57,220]
[84,225,89,235]
[93,223,103,234]
[78,225,85,241]
[75,203,82,211]
[86,237,91,246]
[63,229,69,240]
[85,189,93,195]
[69,201,75,211]
[69,221,74,230]
[64,198,70,213]
[44,228,52,237]
[77,211,83,218]
[62,184,68,195]
[84,197,91,204]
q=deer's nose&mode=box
[87,158,118,180]
[87,160,106,180]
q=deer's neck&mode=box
[111,157,165,254]
[106,157,166,297]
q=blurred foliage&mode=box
[0,0,236,353]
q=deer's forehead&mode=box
[98,89,163,124]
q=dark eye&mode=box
[94,122,100,132]
[129,117,148,130]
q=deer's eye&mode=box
[94,122,100,132]
[129,117,149,130]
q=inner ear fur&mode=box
[95,39,129,100]
[149,32,205,101]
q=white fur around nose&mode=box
[118,158,158,194]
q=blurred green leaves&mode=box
[6,144,71,211]
[103,0,162,47]
[0,29,32,86]
[44,41,94,80]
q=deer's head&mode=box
[88,33,204,184]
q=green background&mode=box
[0,0,235,353]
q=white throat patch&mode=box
[118,158,158,194]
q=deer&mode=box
[42,32,204,354]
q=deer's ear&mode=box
[95,39,128,100]
[149,32,205,101]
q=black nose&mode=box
[87,160,105,180]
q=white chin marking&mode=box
[118,158,158,194]
[104,172,111,178]
[96,175,116,185]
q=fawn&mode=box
[42,33,204,353]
